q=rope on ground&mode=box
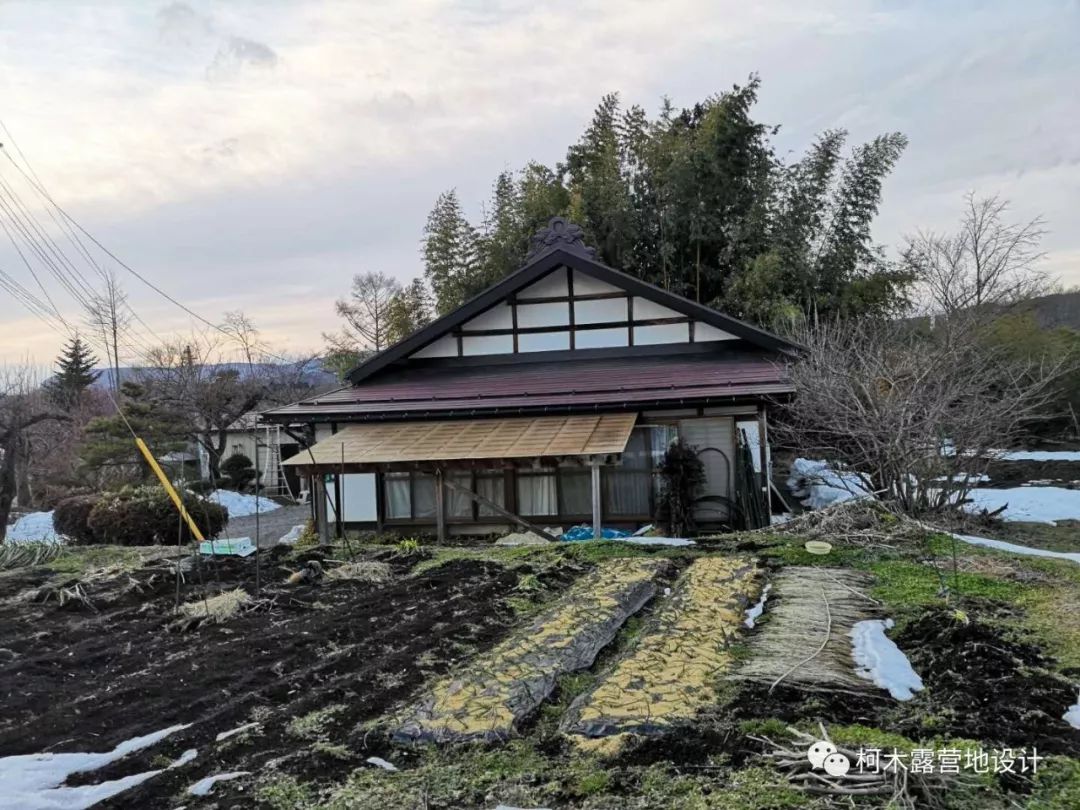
[769,585,831,693]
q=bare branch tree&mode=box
[323,270,401,356]
[903,193,1055,315]
[775,318,1071,515]
[219,310,265,368]
[0,366,67,542]
[84,269,132,395]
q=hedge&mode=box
[52,494,101,545]
[85,485,228,546]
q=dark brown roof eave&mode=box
[261,387,795,424]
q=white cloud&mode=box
[0,0,1077,363]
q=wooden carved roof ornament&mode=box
[525,216,598,260]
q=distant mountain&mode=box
[1012,291,1080,331]
[88,360,338,392]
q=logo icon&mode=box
[807,741,850,776]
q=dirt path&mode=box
[224,503,310,547]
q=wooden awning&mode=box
[282,413,637,469]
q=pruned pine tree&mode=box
[79,381,188,487]
[44,335,101,407]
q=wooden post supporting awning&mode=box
[285,413,636,540]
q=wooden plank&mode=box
[441,476,560,543]
[435,468,446,542]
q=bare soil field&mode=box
[3,511,1080,809]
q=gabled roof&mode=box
[346,219,799,384]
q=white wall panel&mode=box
[695,322,736,342]
[517,301,569,328]
[462,334,514,355]
[326,473,378,522]
[678,417,735,522]
[633,297,682,320]
[466,303,514,330]
[519,270,568,299]
[519,331,570,352]
[635,323,690,345]
[572,270,621,296]
[574,327,629,349]
[574,297,627,324]
[414,335,458,358]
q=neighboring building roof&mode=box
[282,413,637,469]
[263,351,791,422]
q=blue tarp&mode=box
[561,525,632,542]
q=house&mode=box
[196,413,305,498]
[261,218,799,541]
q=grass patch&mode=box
[869,560,1025,611]
[255,774,315,810]
[287,703,346,741]
[46,545,152,576]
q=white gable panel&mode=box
[694,322,736,342]
[575,297,627,324]
[462,335,514,355]
[414,335,458,358]
[517,301,569,328]
[465,303,514,330]
[575,327,629,349]
[572,270,622,296]
[636,323,690,345]
[519,331,570,352]
[632,297,682,320]
[518,270,568,299]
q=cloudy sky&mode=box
[0,0,1077,364]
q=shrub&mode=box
[186,479,216,496]
[221,453,257,491]
[87,485,228,546]
[52,494,101,545]
[658,439,706,537]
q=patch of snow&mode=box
[964,486,1080,525]
[7,511,61,544]
[187,771,249,796]
[849,619,924,701]
[277,524,306,544]
[744,583,772,629]
[0,723,191,810]
[786,459,871,511]
[1064,693,1080,730]
[215,722,260,742]
[366,756,398,771]
[997,450,1080,462]
[950,532,1080,565]
[616,536,696,547]
[207,490,280,518]
[170,749,198,768]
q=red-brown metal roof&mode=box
[263,353,792,422]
